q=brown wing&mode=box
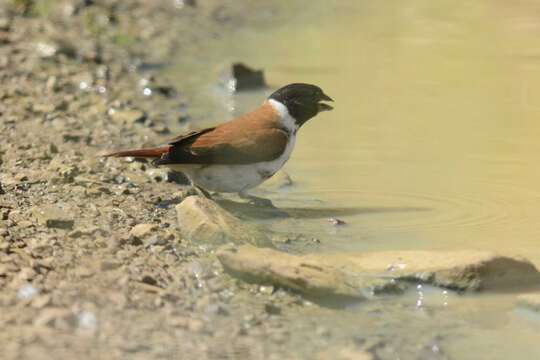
[155,102,290,165]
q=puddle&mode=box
[162,0,540,358]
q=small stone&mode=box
[264,303,281,315]
[35,42,58,58]
[230,63,266,91]
[166,171,190,185]
[32,205,74,230]
[49,143,59,154]
[146,168,169,183]
[17,220,33,228]
[259,285,274,295]
[150,85,177,98]
[141,274,158,286]
[32,103,56,114]
[17,283,39,300]
[129,224,157,239]
[108,108,147,124]
[176,196,272,247]
[174,0,197,8]
[328,218,347,226]
[77,311,98,332]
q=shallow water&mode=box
[166,0,540,358]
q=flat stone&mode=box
[218,245,365,300]
[32,205,75,230]
[218,245,540,301]
[176,196,272,247]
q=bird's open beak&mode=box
[318,92,334,111]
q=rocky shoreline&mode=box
[2,1,540,359]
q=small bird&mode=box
[105,83,333,203]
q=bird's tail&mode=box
[103,146,170,158]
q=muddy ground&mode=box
[0,1,375,359]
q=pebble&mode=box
[264,303,281,315]
[108,108,147,124]
[77,311,98,331]
[35,42,58,58]
[129,223,158,238]
[328,218,347,226]
[32,205,75,230]
[17,283,39,300]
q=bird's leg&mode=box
[238,191,276,208]
[194,185,213,199]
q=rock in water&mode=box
[218,245,365,300]
[218,245,540,301]
[231,63,266,91]
[176,196,272,247]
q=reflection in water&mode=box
[218,198,430,220]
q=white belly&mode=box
[167,136,295,193]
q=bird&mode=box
[105,83,333,205]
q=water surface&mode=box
[166,1,540,357]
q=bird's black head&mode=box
[268,83,333,127]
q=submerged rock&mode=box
[176,196,272,247]
[218,245,540,301]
